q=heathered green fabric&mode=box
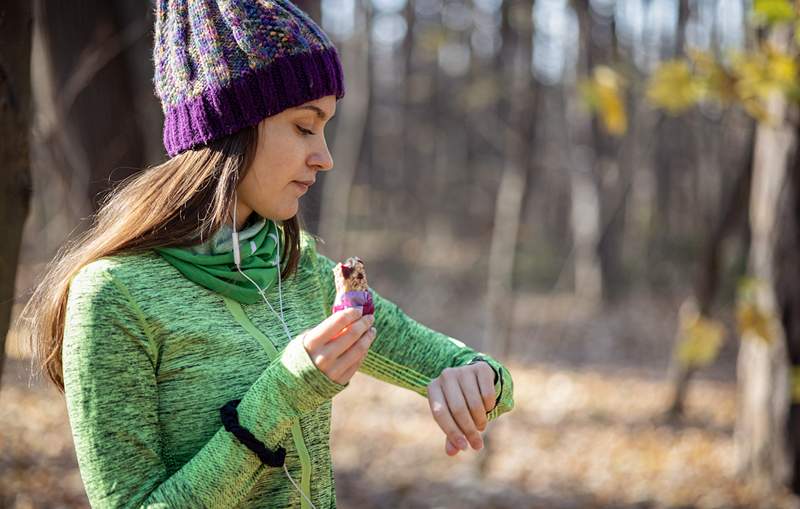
[62,231,515,508]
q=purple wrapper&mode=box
[332,290,374,315]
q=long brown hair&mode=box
[19,125,302,393]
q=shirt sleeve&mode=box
[62,262,347,508]
[311,250,514,422]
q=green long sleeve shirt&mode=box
[62,231,514,508]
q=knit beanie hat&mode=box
[153,0,346,157]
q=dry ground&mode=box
[3,354,799,509]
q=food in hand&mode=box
[332,256,374,315]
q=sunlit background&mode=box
[3,0,800,507]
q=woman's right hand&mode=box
[301,307,376,385]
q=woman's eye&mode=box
[296,125,315,136]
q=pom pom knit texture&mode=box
[62,232,514,508]
[153,0,346,156]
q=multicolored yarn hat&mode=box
[153,0,346,157]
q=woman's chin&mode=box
[276,203,300,221]
[255,199,299,222]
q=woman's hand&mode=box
[302,307,376,385]
[427,362,497,456]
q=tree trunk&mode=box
[36,0,148,211]
[479,0,535,476]
[0,1,33,387]
[774,123,800,493]
[570,153,603,304]
[735,28,796,489]
[572,0,626,304]
[484,0,535,357]
[317,3,370,258]
[566,2,602,304]
[666,124,754,418]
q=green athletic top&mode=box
[62,231,515,508]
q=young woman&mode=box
[21,1,514,507]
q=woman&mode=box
[21,1,514,507]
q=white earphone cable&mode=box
[232,196,318,509]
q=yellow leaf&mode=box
[580,66,628,136]
[736,301,774,343]
[740,97,773,123]
[646,60,703,114]
[791,366,800,403]
[731,46,799,122]
[792,367,800,403]
[737,276,761,299]
[795,19,800,45]
[767,49,797,86]
[735,277,776,342]
[690,49,738,104]
[598,86,627,135]
[676,310,726,368]
[751,0,797,26]
[418,26,448,53]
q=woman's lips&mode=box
[293,181,311,193]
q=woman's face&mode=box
[234,95,337,228]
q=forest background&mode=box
[2,0,800,507]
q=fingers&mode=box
[441,370,483,450]
[462,371,489,432]
[428,379,470,452]
[328,326,377,383]
[475,363,497,413]
[302,308,378,386]
[324,314,375,358]
[445,437,460,456]
[304,308,363,350]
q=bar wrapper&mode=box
[333,290,374,315]
[332,256,375,315]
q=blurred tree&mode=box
[666,129,753,418]
[736,24,797,491]
[318,0,370,257]
[647,0,691,291]
[33,0,155,215]
[481,0,536,475]
[0,0,158,386]
[773,116,800,494]
[293,0,321,22]
[637,0,800,489]
[485,0,536,360]
[0,1,34,388]
[573,0,629,303]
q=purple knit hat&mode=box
[153,0,346,157]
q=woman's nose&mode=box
[311,139,334,171]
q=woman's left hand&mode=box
[426,362,497,456]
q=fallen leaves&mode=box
[2,357,799,508]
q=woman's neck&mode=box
[233,201,254,231]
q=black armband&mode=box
[220,399,286,467]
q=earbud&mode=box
[232,195,242,269]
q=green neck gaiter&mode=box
[154,217,281,304]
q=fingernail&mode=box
[366,314,375,324]
[369,327,377,336]
[457,437,468,450]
